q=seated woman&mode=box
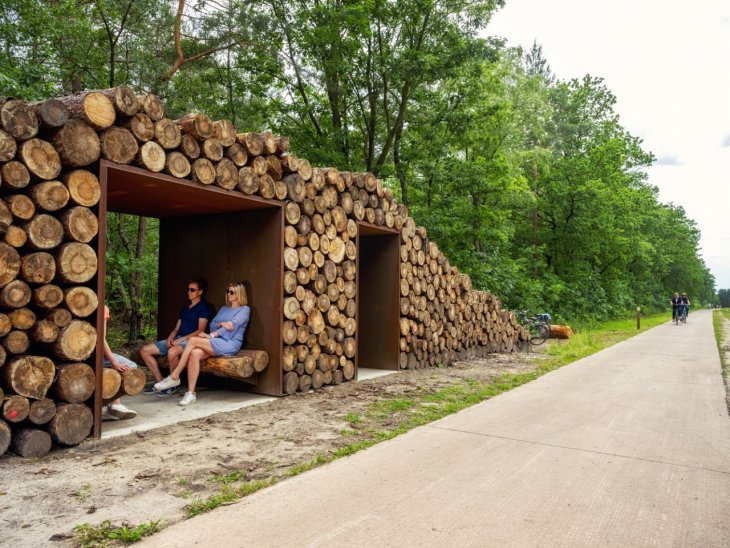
[154,282,250,406]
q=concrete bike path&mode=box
[142,310,730,547]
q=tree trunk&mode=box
[53,362,96,403]
[48,402,93,445]
[11,428,52,457]
[2,356,55,398]
[52,119,101,167]
[53,320,96,361]
[19,139,62,180]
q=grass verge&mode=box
[72,520,160,547]
[713,309,730,380]
[182,312,667,520]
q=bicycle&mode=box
[515,310,551,345]
[673,305,688,325]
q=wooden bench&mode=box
[159,349,269,386]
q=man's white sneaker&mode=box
[108,403,137,420]
[101,405,118,421]
[178,392,197,406]
[154,376,181,391]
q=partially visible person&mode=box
[670,292,682,322]
[139,279,214,396]
[103,305,138,420]
[681,292,691,318]
[154,282,251,406]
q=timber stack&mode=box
[0,92,147,457]
[0,86,528,454]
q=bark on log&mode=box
[0,280,31,308]
[32,284,64,309]
[0,419,10,456]
[135,141,166,172]
[0,129,17,162]
[3,395,29,423]
[100,126,138,164]
[0,242,21,287]
[154,118,182,150]
[53,320,96,361]
[28,397,56,425]
[28,180,70,212]
[61,170,101,207]
[48,402,93,446]
[138,94,165,121]
[11,428,52,458]
[53,362,95,403]
[2,356,55,398]
[59,91,115,129]
[1,99,39,140]
[64,286,98,317]
[177,113,213,140]
[1,161,31,189]
[19,138,62,180]
[60,206,98,243]
[116,368,145,397]
[276,135,290,155]
[100,86,139,116]
[30,99,68,128]
[52,119,100,167]
[23,214,64,250]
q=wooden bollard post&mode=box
[636,306,641,330]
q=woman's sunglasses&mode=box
[227,289,236,295]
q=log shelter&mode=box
[94,161,284,437]
[356,223,400,373]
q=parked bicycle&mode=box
[515,310,551,345]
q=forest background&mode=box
[0,0,718,341]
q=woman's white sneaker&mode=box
[154,376,181,391]
[178,392,197,406]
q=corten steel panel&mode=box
[356,224,400,373]
[92,163,111,439]
[104,162,276,218]
[159,209,284,396]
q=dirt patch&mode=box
[0,351,543,546]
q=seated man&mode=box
[102,305,137,420]
[139,279,214,395]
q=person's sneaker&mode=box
[101,405,119,421]
[108,403,137,420]
[143,386,158,395]
[154,376,181,391]
[156,386,178,397]
[178,392,197,406]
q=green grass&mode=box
[72,483,92,502]
[73,520,160,547]
[713,309,730,380]
[175,313,669,527]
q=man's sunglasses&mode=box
[187,287,199,292]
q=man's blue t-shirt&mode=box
[178,300,215,337]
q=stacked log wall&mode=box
[0,87,528,453]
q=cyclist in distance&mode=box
[681,292,691,319]
[670,292,682,322]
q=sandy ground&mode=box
[0,350,543,547]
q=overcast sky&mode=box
[486,0,730,289]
